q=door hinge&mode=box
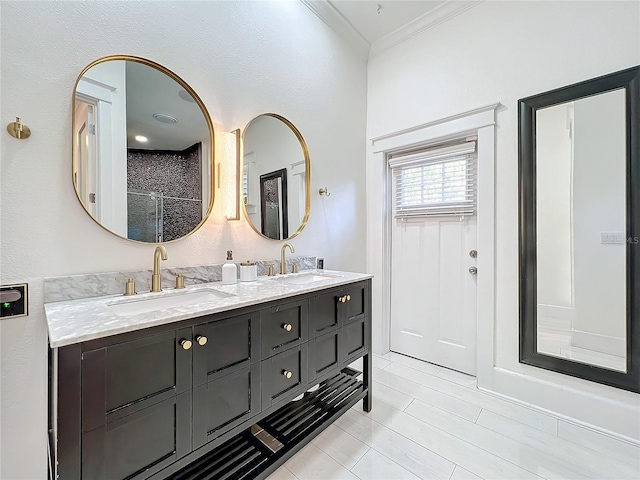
[89,192,96,203]
[89,124,96,135]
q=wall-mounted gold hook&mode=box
[318,187,331,197]
[7,117,31,139]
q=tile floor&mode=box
[267,352,640,479]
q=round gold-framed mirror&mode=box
[72,55,215,243]
[241,113,310,240]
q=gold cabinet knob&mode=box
[196,335,208,346]
[282,323,292,332]
[339,296,347,303]
[346,294,351,301]
[282,370,293,379]
[180,339,192,350]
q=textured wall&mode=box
[0,2,367,477]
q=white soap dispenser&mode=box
[222,250,238,285]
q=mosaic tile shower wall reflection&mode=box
[127,143,202,242]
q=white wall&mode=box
[367,0,639,439]
[0,2,367,478]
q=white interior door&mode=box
[74,100,98,218]
[390,217,477,375]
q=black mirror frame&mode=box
[518,66,640,393]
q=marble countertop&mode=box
[45,270,372,348]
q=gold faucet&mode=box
[151,245,168,292]
[280,243,295,275]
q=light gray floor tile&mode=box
[557,420,640,468]
[449,465,483,480]
[405,399,597,479]
[351,449,420,480]
[312,425,370,470]
[374,368,482,422]
[267,466,299,480]
[285,443,360,480]
[345,401,537,479]
[476,410,639,479]
[384,362,558,434]
[335,409,455,479]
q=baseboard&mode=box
[571,329,626,357]
[484,367,640,444]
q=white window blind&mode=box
[389,141,477,218]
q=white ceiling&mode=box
[126,61,209,151]
[329,0,445,44]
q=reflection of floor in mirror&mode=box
[537,317,626,372]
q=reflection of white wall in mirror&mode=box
[536,103,574,313]
[243,116,305,237]
[572,88,626,354]
[291,160,306,225]
[76,61,128,237]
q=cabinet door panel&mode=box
[262,344,308,408]
[82,328,191,433]
[82,392,191,480]
[342,318,368,362]
[261,299,308,359]
[309,290,342,336]
[192,363,260,449]
[309,329,340,381]
[193,312,260,386]
[345,283,368,324]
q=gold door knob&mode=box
[282,370,293,379]
[196,335,208,346]
[282,323,292,332]
[180,339,192,350]
[346,295,351,301]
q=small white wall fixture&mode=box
[367,103,498,388]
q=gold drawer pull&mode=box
[282,323,293,332]
[346,295,351,301]
[196,335,208,346]
[339,296,346,303]
[180,339,192,350]
[282,370,293,379]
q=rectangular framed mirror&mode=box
[519,66,639,392]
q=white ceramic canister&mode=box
[239,261,258,282]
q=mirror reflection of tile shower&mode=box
[127,145,202,242]
[535,88,627,372]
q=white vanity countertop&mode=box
[45,270,372,348]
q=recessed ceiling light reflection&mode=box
[135,135,148,143]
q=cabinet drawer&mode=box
[193,363,260,449]
[342,318,368,363]
[193,312,260,387]
[82,392,191,480]
[261,344,308,408]
[261,299,308,359]
[309,329,341,381]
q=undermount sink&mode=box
[107,288,233,316]
[274,272,342,285]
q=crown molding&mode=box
[369,0,484,59]
[300,0,370,61]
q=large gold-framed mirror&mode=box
[72,55,215,243]
[242,114,310,240]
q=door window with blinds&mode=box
[389,141,477,218]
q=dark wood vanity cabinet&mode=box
[74,328,193,480]
[53,279,371,480]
